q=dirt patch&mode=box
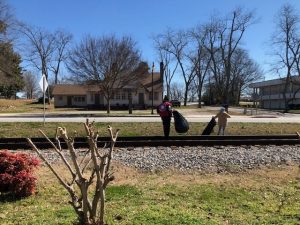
[110,162,300,190]
[36,162,300,190]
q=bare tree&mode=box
[271,3,300,111]
[18,24,55,103]
[18,25,72,103]
[156,29,197,106]
[221,7,256,103]
[23,71,38,99]
[203,47,263,105]
[202,18,226,104]
[0,0,15,42]
[204,8,256,104]
[27,120,119,225]
[67,35,147,114]
[50,30,72,84]
[190,25,212,107]
[230,48,264,104]
[170,82,184,100]
[153,34,178,99]
[188,80,198,102]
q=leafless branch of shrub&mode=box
[27,119,119,225]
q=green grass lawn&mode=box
[1,121,300,224]
[0,99,230,115]
[0,122,299,138]
[1,165,300,224]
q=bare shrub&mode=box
[27,119,119,225]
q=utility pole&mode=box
[151,62,154,114]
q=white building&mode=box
[52,71,163,109]
[249,76,300,109]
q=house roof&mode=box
[249,76,300,88]
[111,72,161,89]
[52,84,100,95]
[52,72,162,95]
[140,72,161,86]
[138,72,162,92]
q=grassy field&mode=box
[1,100,300,224]
[1,164,300,224]
[0,122,299,138]
[0,99,51,113]
[0,99,236,115]
[2,99,300,116]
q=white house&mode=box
[52,66,164,109]
[249,76,300,109]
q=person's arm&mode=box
[225,112,231,118]
[167,104,173,116]
[214,113,219,119]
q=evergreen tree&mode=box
[0,0,24,98]
[0,42,24,98]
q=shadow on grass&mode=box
[0,192,23,203]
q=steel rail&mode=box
[0,134,299,150]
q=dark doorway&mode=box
[138,93,144,105]
[67,96,72,106]
[95,94,100,106]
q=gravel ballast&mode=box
[113,145,300,172]
[21,145,300,172]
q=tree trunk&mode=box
[106,99,111,114]
[223,64,231,104]
[166,83,171,100]
[99,189,105,225]
[237,87,242,105]
[283,73,291,112]
[184,86,188,106]
[128,92,132,114]
[47,87,51,105]
[198,88,202,108]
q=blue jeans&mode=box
[217,126,226,135]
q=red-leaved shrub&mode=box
[0,150,40,197]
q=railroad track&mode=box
[1,134,300,150]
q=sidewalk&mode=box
[0,107,299,122]
[0,111,159,118]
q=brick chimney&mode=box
[160,61,164,82]
[160,61,164,100]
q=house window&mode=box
[111,93,114,100]
[121,92,126,100]
[58,96,63,101]
[74,96,85,102]
[116,92,120,100]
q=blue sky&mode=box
[8,0,300,80]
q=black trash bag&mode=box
[201,117,217,135]
[173,110,189,133]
